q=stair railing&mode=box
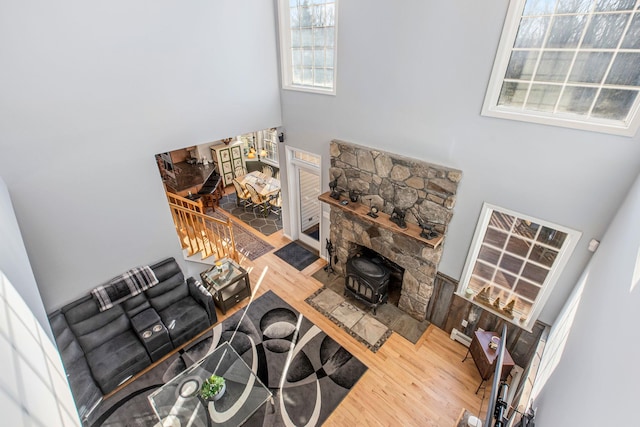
[166,192,238,262]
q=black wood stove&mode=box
[345,254,390,314]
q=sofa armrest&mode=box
[187,277,217,325]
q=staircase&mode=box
[166,192,238,262]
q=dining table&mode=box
[236,171,281,198]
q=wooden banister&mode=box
[166,192,238,262]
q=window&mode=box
[458,203,581,330]
[278,0,338,95]
[482,0,640,136]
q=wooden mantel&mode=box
[319,191,444,249]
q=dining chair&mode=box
[268,190,282,217]
[232,179,252,211]
[261,165,274,178]
[245,183,270,217]
[234,165,246,178]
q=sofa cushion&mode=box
[48,311,102,421]
[63,297,132,354]
[85,330,150,394]
[158,297,210,348]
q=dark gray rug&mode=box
[219,193,282,236]
[207,209,274,261]
[273,242,319,271]
[91,291,367,427]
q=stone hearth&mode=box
[327,140,462,321]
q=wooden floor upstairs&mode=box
[220,226,489,427]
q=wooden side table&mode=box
[463,330,515,393]
[200,258,251,314]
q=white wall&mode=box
[0,178,51,337]
[0,0,282,310]
[0,177,80,426]
[279,1,640,325]
[533,172,640,425]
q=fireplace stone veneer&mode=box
[327,140,462,321]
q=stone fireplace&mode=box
[327,140,462,321]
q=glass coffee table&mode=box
[148,341,273,426]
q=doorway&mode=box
[287,148,321,251]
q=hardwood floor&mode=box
[216,223,489,426]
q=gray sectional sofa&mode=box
[48,257,217,424]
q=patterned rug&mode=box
[90,291,367,427]
[207,209,274,261]
[219,193,282,236]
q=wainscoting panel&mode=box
[430,272,547,369]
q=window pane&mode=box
[514,219,539,239]
[582,13,628,48]
[291,30,301,48]
[547,15,587,48]
[469,276,490,293]
[606,53,640,86]
[312,5,324,26]
[537,226,567,248]
[526,83,562,112]
[515,279,542,301]
[290,8,300,28]
[568,52,613,84]
[505,50,539,80]
[499,81,529,107]
[313,50,324,67]
[301,28,313,47]
[313,28,325,47]
[500,253,525,275]
[489,211,515,231]
[300,6,312,26]
[523,0,556,16]
[302,68,313,85]
[484,228,508,248]
[621,15,640,49]
[325,3,335,26]
[557,0,592,14]
[495,270,518,289]
[473,262,495,281]
[557,86,598,114]
[478,245,501,264]
[514,16,550,48]
[592,89,638,120]
[326,48,334,67]
[530,244,558,267]
[302,49,313,66]
[535,51,574,82]
[292,67,303,84]
[595,0,637,11]
[506,236,531,257]
[291,49,302,67]
[522,262,549,283]
[314,68,325,86]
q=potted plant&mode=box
[199,374,226,401]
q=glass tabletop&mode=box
[148,341,272,426]
[201,259,245,291]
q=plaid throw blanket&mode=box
[92,266,159,312]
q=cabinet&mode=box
[200,258,251,314]
[210,142,246,187]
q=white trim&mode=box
[482,0,640,137]
[277,0,338,96]
[286,147,321,250]
[457,203,582,331]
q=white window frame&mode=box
[277,0,338,95]
[482,0,640,137]
[457,203,581,331]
